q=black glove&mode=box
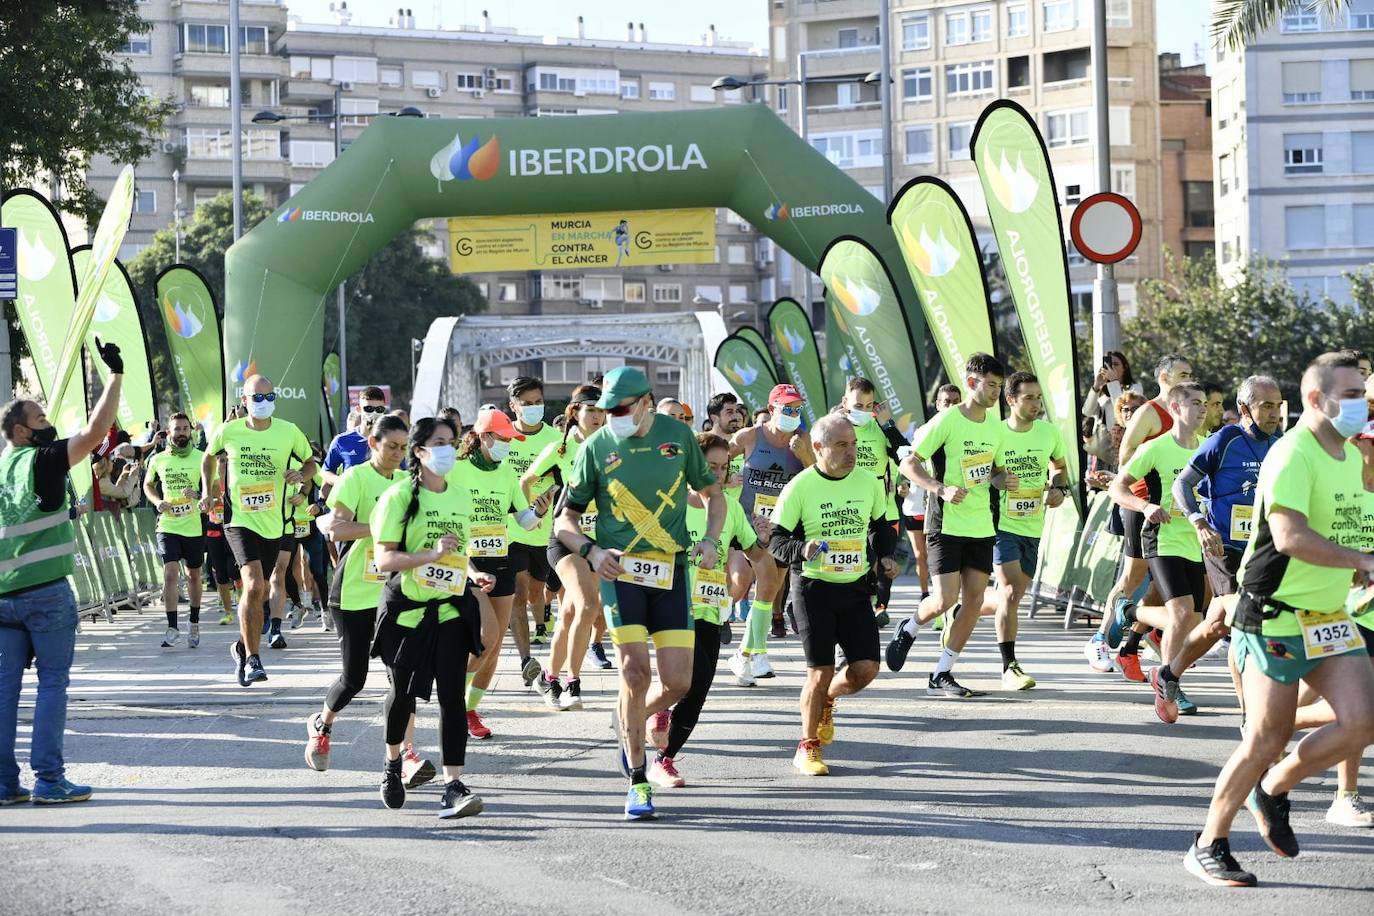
[95,337,123,374]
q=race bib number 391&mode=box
[617,551,674,590]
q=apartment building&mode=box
[1211,0,1374,303]
[1158,51,1213,267]
[88,3,773,398]
[768,0,1161,320]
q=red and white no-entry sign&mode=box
[1069,192,1142,264]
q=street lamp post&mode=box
[1091,0,1120,368]
[171,168,181,261]
[229,0,243,240]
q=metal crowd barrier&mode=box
[1027,490,1124,628]
[70,508,162,622]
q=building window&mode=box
[621,81,639,99]
[289,140,335,168]
[1218,153,1231,194]
[582,276,624,302]
[1107,0,1132,27]
[1066,242,1087,267]
[948,122,973,160]
[1280,8,1320,32]
[945,8,992,45]
[1109,106,1131,144]
[1043,0,1076,33]
[905,125,934,164]
[1007,4,1029,38]
[1281,61,1322,103]
[1043,47,1091,82]
[1285,205,1326,249]
[944,12,967,45]
[187,84,230,108]
[902,67,933,100]
[240,26,268,55]
[1355,204,1374,246]
[540,274,582,300]
[1045,109,1091,148]
[1064,183,1083,205]
[652,283,682,304]
[729,284,750,304]
[121,33,151,55]
[133,189,156,214]
[455,73,482,90]
[1284,133,1324,174]
[411,69,442,90]
[690,85,714,103]
[837,27,859,49]
[648,81,675,101]
[1111,164,1135,197]
[334,56,377,84]
[379,66,402,87]
[1184,182,1214,228]
[777,86,788,111]
[946,60,995,96]
[728,244,750,265]
[1008,55,1030,88]
[810,130,883,169]
[498,282,519,302]
[1352,59,1374,99]
[624,281,646,303]
[1353,13,1374,30]
[340,98,378,126]
[181,23,227,54]
[1354,131,1374,172]
[543,359,584,384]
[902,14,930,50]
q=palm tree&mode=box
[1211,0,1350,51]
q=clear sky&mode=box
[287,0,1213,68]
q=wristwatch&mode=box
[578,540,595,559]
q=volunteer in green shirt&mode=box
[645,432,767,790]
[452,407,539,738]
[505,376,561,663]
[555,366,723,821]
[202,374,317,687]
[1186,351,1374,889]
[888,352,1010,699]
[144,412,208,650]
[304,414,407,774]
[524,384,607,710]
[1110,382,1212,723]
[771,414,896,777]
[369,416,495,821]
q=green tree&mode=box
[1212,1,1349,51]
[1,0,174,222]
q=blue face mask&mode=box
[776,412,801,433]
[487,439,510,462]
[1329,397,1367,438]
[517,404,545,427]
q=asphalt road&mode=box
[3,581,1371,914]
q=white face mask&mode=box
[847,408,873,427]
[776,411,801,433]
[422,444,456,475]
[517,404,545,426]
[609,406,642,439]
[1328,397,1367,438]
[487,439,511,462]
[247,398,275,420]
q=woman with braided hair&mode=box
[369,416,496,820]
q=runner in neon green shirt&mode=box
[504,376,562,673]
[143,413,207,649]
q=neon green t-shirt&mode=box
[503,422,561,547]
[529,434,599,536]
[909,406,1003,538]
[207,417,312,541]
[1125,433,1202,562]
[994,419,1066,538]
[326,462,400,610]
[145,447,205,537]
[773,465,886,583]
[1237,428,1367,634]
[852,418,900,523]
[725,453,745,503]
[370,478,472,626]
[447,454,526,558]
[567,415,716,556]
[686,497,756,624]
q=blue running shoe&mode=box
[32,777,92,804]
[625,782,656,820]
[1107,597,1132,649]
[0,783,31,806]
[1177,688,1198,716]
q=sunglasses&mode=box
[250,393,276,403]
[360,404,386,414]
[608,401,640,417]
[776,405,802,417]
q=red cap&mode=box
[769,383,804,406]
[473,408,526,440]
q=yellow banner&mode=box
[447,208,715,272]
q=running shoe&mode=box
[32,777,92,805]
[0,783,31,806]
[288,603,307,630]
[728,651,756,687]
[187,623,200,649]
[874,607,890,629]
[536,672,562,709]
[261,615,271,636]
[321,608,334,633]
[402,748,436,789]
[532,624,547,645]
[1203,635,1232,664]
[560,678,583,711]
[305,714,332,772]
[786,605,798,635]
[1107,597,1132,649]
[650,710,671,752]
[835,646,848,671]
[1326,791,1374,828]
[380,763,406,809]
[1117,652,1145,683]
[1001,661,1036,691]
[588,641,613,669]
[218,610,233,626]
[720,622,733,645]
[1246,780,1299,858]
[624,782,656,820]
[438,779,483,820]
[751,653,775,679]
[230,639,248,686]
[269,630,287,650]
[792,738,829,776]
[245,654,268,684]
[520,656,541,687]
[1143,628,1163,661]
[1183,834,1257,887]
[467,710,492,740]
[926,671,985,698]
[770,615,786,640]
[160,626,181,648]
[1083,632,1115,672]
[649,755,685,789]
[1149,668,1179,724]
[931,612,944,632]
[886,618,918,672]
[817,702,835,746]
[1176,688,1198,716]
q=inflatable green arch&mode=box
[224,105,926,431]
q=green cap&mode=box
[596,366,651,408]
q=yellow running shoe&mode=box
[1001,661,1036,690]
[817,702,835,746]
[218,611,234,626]
[792,739,829,776]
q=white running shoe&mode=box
[1203,636,1231,664]
[751,652,776,679]
[320,608,333,632]
[727,651,756,687]
[1326,791,1374,828]
[160,627,181,648]
[288,602,306,629]
[188,623,200,649]
[1082,634,1114,673]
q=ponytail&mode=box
[559,383,602,456]
[455,429,483,461]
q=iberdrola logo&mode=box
[430,131,501,188]
[982,147,1039,214]
[279,208,303,223]
[780,326,807,355]
[93,291,121,323]
[162,294,204,338]
[901,224,961,278]
[838,352,857,373]
[326,373,340,397]
[828,299,850,333]
[724,362,760,387]
[763,202,789,221]
[231,359,257,384]
[17,229,56,281]
[831,275,881,317]
[194,402,215,426]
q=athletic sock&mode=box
[1120,628,1144,656]
[385,756,402,773]
[901,617,921,638]
[629,765,647,785]
[998,641,1016,671]
[188,606,200,625]
[934,647,959,676]
[1123,602,1139,625]
[743,600,772,654]
[466,685,486,710]
[1159,664,1179,685]
[165,610,177,629]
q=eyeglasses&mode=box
[776,405,802,417]
[250,393,276,403]
[360,404,386,414]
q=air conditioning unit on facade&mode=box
[472,89,485,99]
[339,81,354,92]
[161,141,178,154]
[426,87,441,98]
[484,77,498,89]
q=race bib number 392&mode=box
[412,553,469,596]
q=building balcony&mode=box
[172,0,286,24]
[801,44,880,79]
[179,155,292,184]
[789,0,880,22]
[174,51,287,80]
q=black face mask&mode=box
[28,425,57,447]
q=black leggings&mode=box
[382,616,474,767]
[664,620,720,759]
[325,606,377,713]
